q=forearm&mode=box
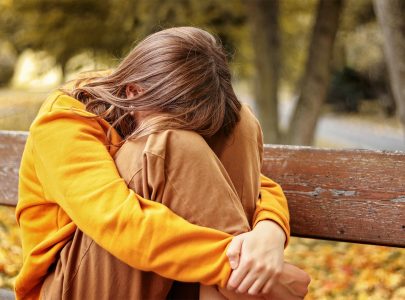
[31,105,233,286]
[254,174,290,246]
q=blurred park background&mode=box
[0,0,404,299]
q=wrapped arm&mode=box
[30,108,233,287]
[253,174,291,246]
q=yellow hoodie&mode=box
[16,91,290,299]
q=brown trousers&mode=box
[41,105,263,300]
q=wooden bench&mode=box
[1,130,404,298]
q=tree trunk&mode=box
[286,0,343,145]
[248,0,280,144]
[373,0,405,134]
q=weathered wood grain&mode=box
[0,131,28,206]
[0,131,404,247]
[263,146,405,248]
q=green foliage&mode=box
[10,0,249,76]
[136,0,247,55]
[0,42,17,85]
[0,1,19,84]
[279,0,317,88]
[341,0,375,31]
[2,0,337,87]
[13,0,134,71]
[2,0,393,118]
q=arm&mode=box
[30,107,232,287]
[221,110,299,295]
[226,178,310,297]
[220,263,310,300]
[254,174,291,247]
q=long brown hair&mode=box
[68,27,241,139]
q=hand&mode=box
[220,263,311,300]
[226,220,286,295]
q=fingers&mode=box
[227,260,310,300]
[236,270,259,293]
[226,235,244,270]
[227,256,282,296]
[245,270,271,295]
[226,229,286,296]
[226,259,250,290]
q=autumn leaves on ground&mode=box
[1,207,405,299]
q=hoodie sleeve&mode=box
[30,106,233,287]
[254,174,291,247]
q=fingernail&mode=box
[230,261,236,269]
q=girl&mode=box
[16,27,309,299]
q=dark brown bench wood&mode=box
[1,130,404,247]
[1,130,404,298]
[0,131,27,206]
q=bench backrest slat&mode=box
[1,131,404,247]
[0,131,27,206]
[263,146,405,248]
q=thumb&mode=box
[226,234,245,270]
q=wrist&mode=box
[255,220,286,245]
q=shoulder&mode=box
[30,90,95,132]
[29,90,120,150]
[37,90,89,115]
[238,104,262,134]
